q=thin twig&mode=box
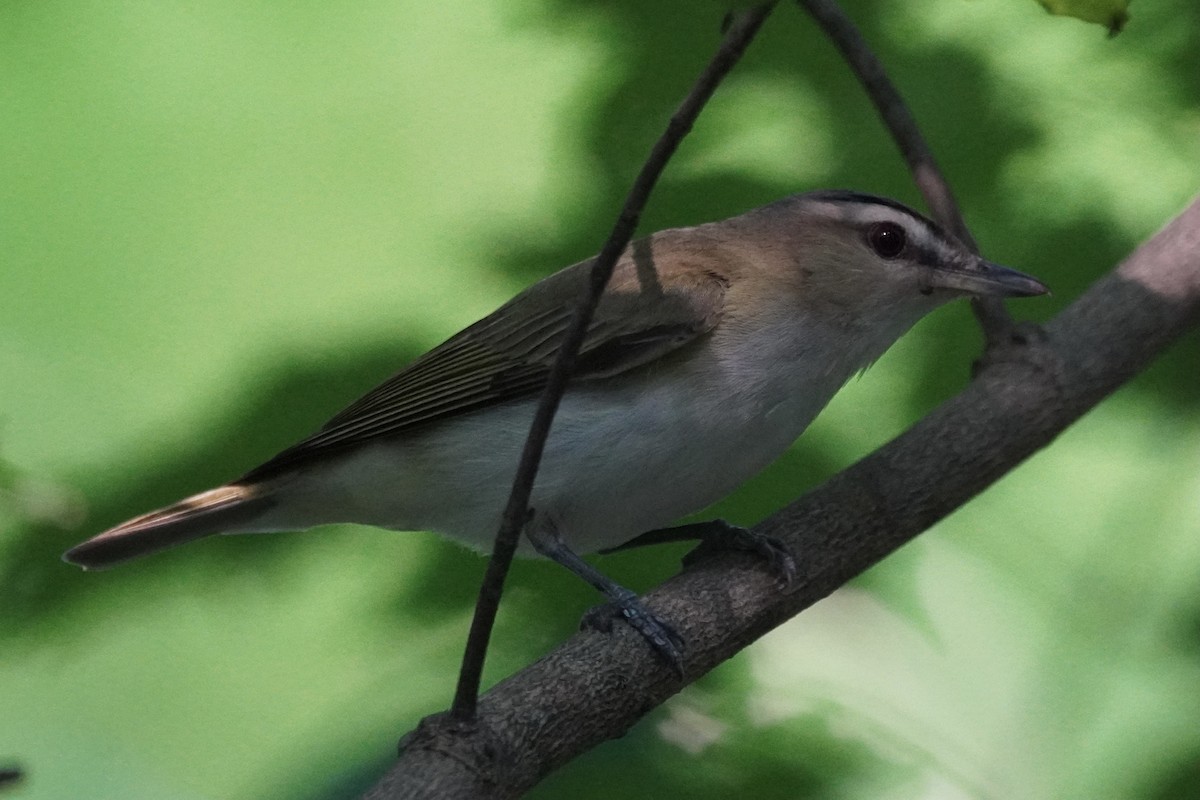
[448,3,778,722]
[795,0,1014,341]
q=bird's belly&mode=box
[531,389,815,552]
[270,368,833,554]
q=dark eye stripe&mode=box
[913,244,947,267]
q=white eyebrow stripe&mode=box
[808,190,957,246]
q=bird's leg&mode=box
[525,515,685,676]
[604,520,796,590]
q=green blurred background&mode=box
[2,1,1199,798]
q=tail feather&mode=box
[63,485,274,571]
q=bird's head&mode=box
[729,190,1047,329]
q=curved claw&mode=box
[682,521,797,590]
[581,591,686,678]
[526,513,687,677]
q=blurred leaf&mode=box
[1034,0,1131,35]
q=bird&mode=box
[63,190,1047,667]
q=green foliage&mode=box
[1,1,1197,798]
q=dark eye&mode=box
[867,222,907,259]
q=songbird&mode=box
[63,190,1046,667]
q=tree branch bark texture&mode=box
[362,197,1200,798]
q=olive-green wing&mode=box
[239,253,726,481]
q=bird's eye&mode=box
[867,222,907,259]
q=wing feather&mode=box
[239,233,728,482]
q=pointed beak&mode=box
[929,258,1049,298]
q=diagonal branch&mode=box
[361,2,1200,796]
[367,197,1200,797]
[796,0,1015,341]
[449,4,777,721]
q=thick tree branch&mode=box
[364,198,1200,798]
[796,0,1015,340]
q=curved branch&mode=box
[796,0,1014,340]
[364,197,1200,798]
[451,3,777,721]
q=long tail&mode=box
[63,484,274,571]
